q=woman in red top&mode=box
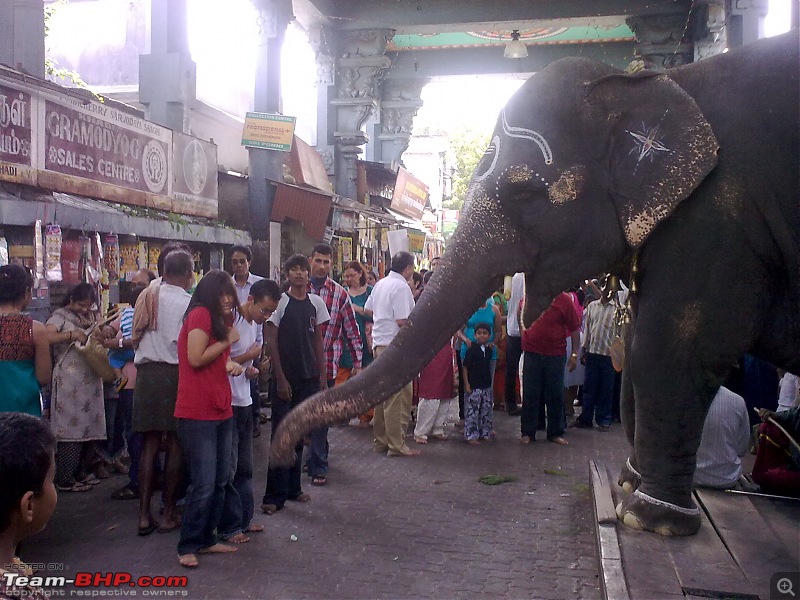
[174,270,243,568]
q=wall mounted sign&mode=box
[242,112,296,151]
[0,71,219,219]
[390,166,428,221]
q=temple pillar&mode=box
[375,78,429,168]
[138,0,195,132]
[328,29,393,201]
[626,11,696,70]
[728,0,769,47]
[247,0,291,242]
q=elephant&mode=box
[270,30,799,536]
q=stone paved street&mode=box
[26,409,630,599]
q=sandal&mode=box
[413,436,428,444]
[111,486,139,500]
[114,377,128,394]
[311,476,328,486]
[430,433,450,441]
[56,481,91,493]
[289,492,311,503]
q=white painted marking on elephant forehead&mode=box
[632,490,700,515]
[501,110,553,165]
[473,135,501,183]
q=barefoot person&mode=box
[175,270,244,568]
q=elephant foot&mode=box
[615,489,701,536]
[618,457,642,494]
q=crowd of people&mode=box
[0,244,799,585]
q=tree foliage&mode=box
[444,127,490,210]
[44,1,90,89]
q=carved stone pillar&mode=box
[377,78,428,168]
[693,1,727,61]
[329,29,393,201]
[626,12,695,70]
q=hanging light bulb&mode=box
[504,30,528,59]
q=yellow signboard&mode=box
[407,230,427,254]
[241,112,296,151]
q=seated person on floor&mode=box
[751,406,800,497]
[694,386,752,489]
[0,412,58,600]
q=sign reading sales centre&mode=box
[0,72,218,219]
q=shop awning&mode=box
[271,182,334,240]
[0,188,251,245]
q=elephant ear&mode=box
[586,72,719,248]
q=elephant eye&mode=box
[473,135,500,183]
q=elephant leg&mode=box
[614,289,749,536]
[618,316,639,493]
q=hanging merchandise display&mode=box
[60,238,81,284]
[148,243,162,274]
[33,220,44,282]
[119,242,138,280]
[103,234,120,282]
[44,224,62,282]
[138,241,149,272]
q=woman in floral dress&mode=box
[46,283,105,492]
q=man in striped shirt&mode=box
[573,289,617,431]
[306,243,362,485]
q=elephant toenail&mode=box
[621,481,634,494]
[622,512,644,530]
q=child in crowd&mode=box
[414,336,457,444]
[0,413,57,600]
[462,322,494,445]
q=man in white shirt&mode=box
[364,251,418,457]
[132,249,194,536]
[504,273,525,415]
[218,279,281,543]
[694,386,751,489]
[229,244,265,436]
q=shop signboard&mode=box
[241,113,296,151]
[0,72,222,219]
[390,167,427,221]
[407,229,427,254]
[172,133,219,218]
[0,84,35,184]
[41,95,172,201]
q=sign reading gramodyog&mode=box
[0,70,220,219]
[44,98,171,195]
[241,112,296,151]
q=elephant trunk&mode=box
[269,189,522,465]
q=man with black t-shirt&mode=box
[260,255,330,515]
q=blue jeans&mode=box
[578,353,615,427]
[176,417,234,555]
[104,390,133,460]
[263,377,319,507]
[521,352,566,440]
[219,406,254,537]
